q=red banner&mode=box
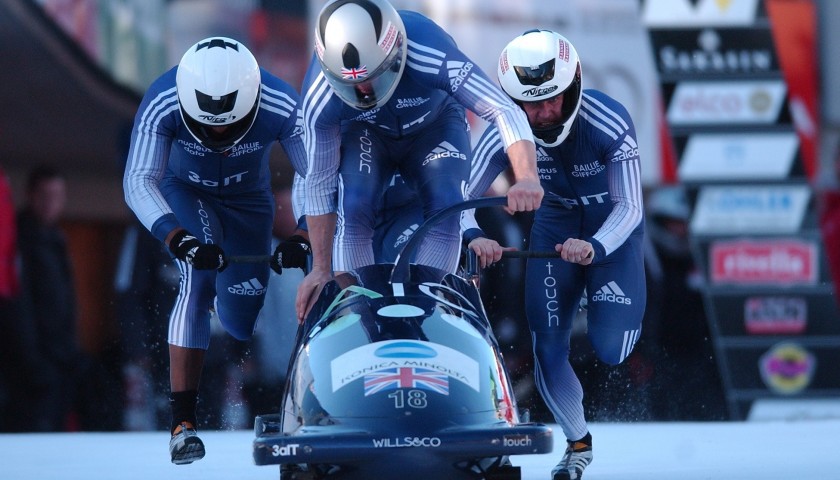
[711,239,818,285]
[766,0,819,180]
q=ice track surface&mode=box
[2,420,838,479]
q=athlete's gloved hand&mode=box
[168,229,227,271]
[270,235,311,274]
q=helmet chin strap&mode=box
[533,124,564,145]
[536,132,558,144]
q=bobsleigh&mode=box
[252,198,553,479]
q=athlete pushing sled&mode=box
[252,198,554,480]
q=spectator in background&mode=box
[819,149,840,310]
[645,185,727,421]
[9,166,90,431]
[112,122,175,432]
[113,221,179,431]
[0,164,20,431]
[245,185,304,418]
[0,164,16,317]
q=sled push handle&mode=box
[227,254,270,264]
[464,249,561,289]
[390,196,510,285]
[227,253,313,274]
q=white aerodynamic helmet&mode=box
[498,30,582,147]
[176,37,261,152]
[315,0,407,110]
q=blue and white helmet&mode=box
[176,37,261,152]
[315,0,407,111]
[498,30,582,147]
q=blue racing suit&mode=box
[466,89,646,441]
[123,67,307,349]
[301,10,533,273]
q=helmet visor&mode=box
[325,33,405,110]
[181,96,259,153]
[513,59,555,87]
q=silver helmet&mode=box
[176,37,261,152]
[498,30,582,147]
[315,0,407,110]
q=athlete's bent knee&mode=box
[217,312,258,341]
[590,331,639,366]
[221,321,256,341]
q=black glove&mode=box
[168,229,227,271]
[270,235,311,274]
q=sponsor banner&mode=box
[709,238,818,286]
[330,340,479,392]
[649,27,778,78]
[709,292,840,336]
[678,132,799,182]
[745,296,807,334]
[642,0,762,27]
[759,342,816,395]
[270,443,301,457]
[766,0,819,179]
[691,185,811,235]
[748,398,840,421]
[666,80,787,126]
[372,436,442,448]
[721,342,840,392]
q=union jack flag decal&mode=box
[364,367,449,396]
[341,66,368,79]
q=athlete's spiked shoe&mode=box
[551,434,592,480]
[169,421,205,465]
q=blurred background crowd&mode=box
[1,0,838,432]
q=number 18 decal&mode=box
[388,389,428,409]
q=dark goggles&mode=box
[513,59,555,87]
